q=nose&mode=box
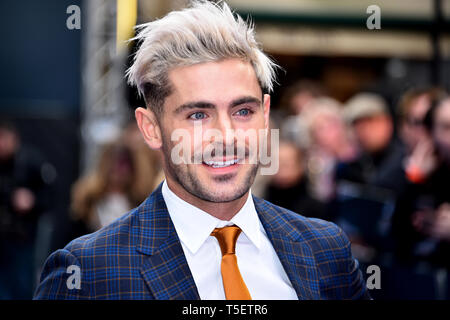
[214,112,235,147]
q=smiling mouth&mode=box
[202,158,239,168]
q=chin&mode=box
[197,176,250,203]
[203,189,248,203]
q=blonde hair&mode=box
[126,0,278,115]
[300,97,344,145]
[302,98,343,127]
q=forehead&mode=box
[166,58,262,106]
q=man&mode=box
[334,93,406,253]
[34,1,369,300]
[337,92,407,193]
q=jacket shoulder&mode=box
[254,197,371,300]
[34,207,141,299]
[254,196,348,249]
[65,207,139,256]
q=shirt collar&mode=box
[162,180,262,255]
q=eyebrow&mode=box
[174,96,262,115]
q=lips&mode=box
[202,158,239,168]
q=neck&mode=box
[165,178,249,221]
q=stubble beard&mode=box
[161,135,259,203]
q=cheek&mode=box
[354,126,366,140]
[357,124,374,138]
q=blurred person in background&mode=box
[71,133,162,233]
[397,88,446,185]
[392,95,450,268]
[264,140,326,219]
[279,80,326,148]
[301,98,358,203]
[0,120,55,299]
[279,80,326,117]
[337,93,407,193]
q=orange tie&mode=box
[211,226,252,300]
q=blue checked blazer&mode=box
[34,183,371,300]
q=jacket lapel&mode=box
[134,184,321,300]
[136,183,200,300]
[254,197,321,300]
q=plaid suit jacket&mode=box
[34,183,370,300]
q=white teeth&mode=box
[204,159,238,168]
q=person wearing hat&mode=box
[337,92,407,194]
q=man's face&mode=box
[353,114,393,154]
[156,58,270,203]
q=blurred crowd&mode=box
[1,79,450,299]
[257,82,450,298]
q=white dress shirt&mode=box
[162,180,298,300]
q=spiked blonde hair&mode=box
[126,0,278,115]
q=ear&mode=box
[135,107,162,149]
[263,94,271,130]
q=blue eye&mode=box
[189,112,207,120]
[236,108,251,117]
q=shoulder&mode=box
[253,196,348,249]
[254,196,371,299]
[33,208,140,299]
[64,207,139,256]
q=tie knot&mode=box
[211,225,242,256]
